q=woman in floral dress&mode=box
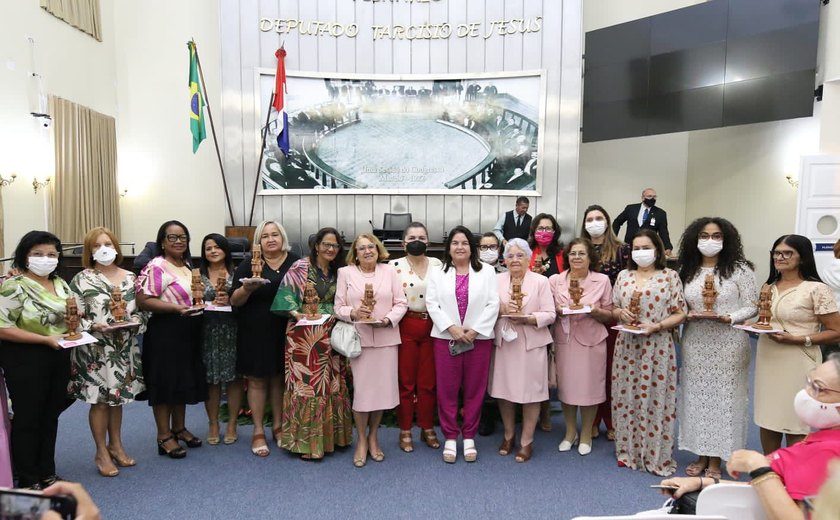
[611,229,686,476]
[271,227,352,459]
[198,233,242,446]
[70,227,146,478]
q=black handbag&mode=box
[669,491,700,515]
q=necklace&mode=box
[357,265,376,277]
[264,252,288,273]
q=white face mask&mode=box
[93,245,118,266]
[697,239,723,258]
[585,220,607,238]
[480,250,499,265]
[631,249,656,268]
[794,389,840,430]
[27,256,58,277]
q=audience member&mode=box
[612,188,673,256]
[493,196,531,246]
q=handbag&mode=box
[330,320,361,358]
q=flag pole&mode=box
[248,92,276,227]
[191,39,236,227]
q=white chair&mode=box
[572,516,726,520]
[696,483,769,520]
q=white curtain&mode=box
[39,0,102,42]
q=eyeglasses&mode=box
[505,253,526,260]
[479,245,498,251]
[320,242,340,251]
[771,250,796,260]
[535,226,553,232]
[165,234,188,243]
[806,374,840,399]
[568,251,587,257]
[699,233,723,240]
[356,244,377,252]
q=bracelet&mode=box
[749,466,775,480]
[750,473,780,487]
[698,476,704,491]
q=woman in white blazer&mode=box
[426,226,500,463]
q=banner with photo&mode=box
[255,70,545,194]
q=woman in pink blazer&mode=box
[550,238,614,456]
[335,234,408,468]
[426,226,499,464]
[490,238,556,463]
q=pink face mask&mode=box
[534,230,554,246]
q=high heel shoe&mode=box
[96,457,119,477]
[107,448,136,467]
[515,443,533,463]
[421,429,440,449]
[157,435,187,459]
[498,435,516,456]
[172,428,202,448]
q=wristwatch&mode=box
[804,336,812,347]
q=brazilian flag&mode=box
[188,41,206,153]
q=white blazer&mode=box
[426,261,500,340]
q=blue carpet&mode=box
[54,343,761,520]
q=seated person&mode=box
[661,354,840,520]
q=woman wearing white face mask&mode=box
[579,204,630,442]
[660,355,840,519]
[69,227,146,478]
[479,233,506,273]
[674,217,758,480]
[610,229,687,476]
[0,231,71,489]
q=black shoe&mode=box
[157,434,187,459]
[173,428,202,448]
[40,475,62,488]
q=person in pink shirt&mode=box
[335,234,407,468]
[661,355,840,518]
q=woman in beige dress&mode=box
[754,234,840,453]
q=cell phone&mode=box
[448,340,475,356]
[0,488,77,520]
[649,484,679,494]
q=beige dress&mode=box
[754,281,837,434]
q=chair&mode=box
[572,515,725,520]
[696,483,769,520]
[227,237,250,262]
[372,213,411,242]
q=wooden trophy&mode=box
[752,285,774,330]
[359,283,376,321]
[508,279,525,315]
[568,278,584,310]
[302,281,321,320]
[109,286,128,323]
[698,273,719,316]
[190,269,206,307]
[250,244,265,279]
[65,297,82,340]
[624,290,642,330]
[213,276,228,306]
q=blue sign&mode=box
[816,243,835,252]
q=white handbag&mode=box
[330,320,361,358]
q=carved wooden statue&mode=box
[568,277,584,310]
[302,281,321,320]
[359,283,376,321]
[509,279,525,315]
[65,297,82,340]
[110,286,127,323]
[191,269,205,307]
[701,273,718,315]
[625,290,642,330]
[753,285,774,330]
[250,244,264,279]
[213,276,228,306]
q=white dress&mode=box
[677,265,757,460]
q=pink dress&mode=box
[549,271,613,406]
[489,271,556,404]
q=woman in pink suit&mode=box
[426,226,499,464]
[550,238,614,456]
[335,234,407,468]
[490,238,556,463]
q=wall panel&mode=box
[221,0,581,243]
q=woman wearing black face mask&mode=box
[389,222,443,453]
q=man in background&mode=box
[493,196,531,247]
[613,188,673,256]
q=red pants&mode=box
[397,317,436,430]
[594,323,617,431]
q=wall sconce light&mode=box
[0,172,17,187]
[119,188,128,197]
[785,175,799,189]
[32,176,51,193]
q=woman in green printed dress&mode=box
[198,233,242,446]
[271,227,353,459]
[69,227,146,478]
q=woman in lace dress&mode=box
[676,218,757,480]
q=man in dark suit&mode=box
[493,196,532,247]
[612,188,673,255]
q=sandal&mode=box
[353,444,367,468]
[251,433,270,457]
[705,467,722,480]
[685,460,708,477]
[223,430,238,445]
[463,439,477,463]
[107,448,136,467]
[498,435,516,456]
[421,429,440,449]
[399,431,414,453]
[95,456,119,477]
[442,439,457,464]
[207,422,220,446]
[515,443,533,463]
[272,427,282,449]
[172,428,202,448]
[368,447,385,462]
[157,435,186,459]
[606,429,616,442]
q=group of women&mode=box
[0,205,839,490]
